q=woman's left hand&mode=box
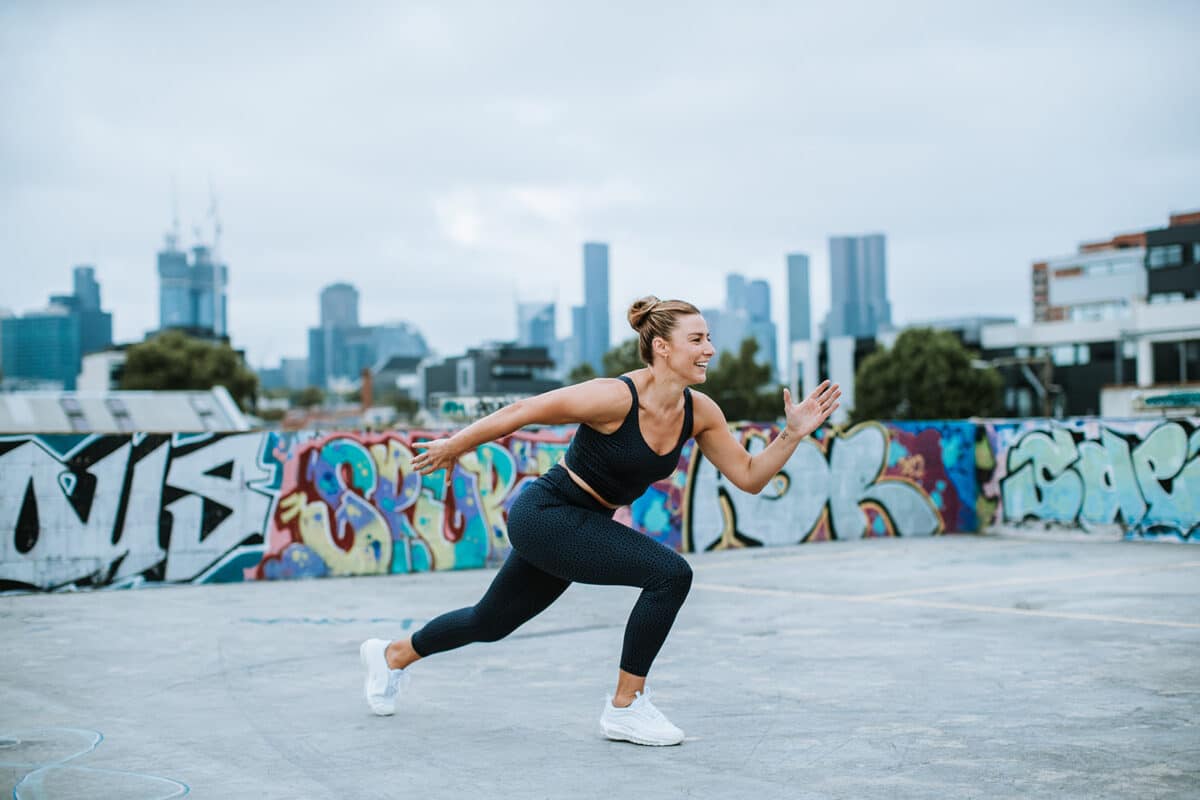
[412,436,461,476]
[782,380,841,439]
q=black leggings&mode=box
[409,464,694,677]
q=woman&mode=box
[360,296,840,746]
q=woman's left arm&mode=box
[692,380,840,494]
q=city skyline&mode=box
[2,4,1197,366]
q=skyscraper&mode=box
[307,282,428,388]
[786,253,816,396]
[569,304,588,375]
[321,283,360,329]
[725,274,747,314]
[517,300,556,351]
[2,267,113,389]
[711,272,777,378]
[156,231,229,338]
[786,254,811,344]
[746,279,778,379]
[583,242,610,372]
[73,266,101,311]
[827,234,891,339]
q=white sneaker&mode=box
[359,638,410,716]
[599,689,685,746]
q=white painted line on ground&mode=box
[855,561,1200,601]
[694,560,1200,629]
[692,582,844,601]
[886,597,1200,630]
[691,549,889,572]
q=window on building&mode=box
[1194,242,1200,264]
[1149,292,1186,304]
[1148,245,1184,269]
[1068,301,1128,322]
[1052,344,1077,366]
[1076,343,1090,365]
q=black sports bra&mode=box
[562,375,693,506]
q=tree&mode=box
[700,337,781,422]
[292,386,326,408]
[568,362,597,384]
[119,330,259,411]
[851,327,1002,423]
[394,393,420,422]
[602,338,644,376]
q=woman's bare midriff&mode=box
[562,463,621,510]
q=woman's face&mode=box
[657,313,714,383]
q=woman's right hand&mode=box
[412,437,461,476]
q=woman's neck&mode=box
[637,366,687,412]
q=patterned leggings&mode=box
[410,463,693,677]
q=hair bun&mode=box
[627,296,660,331]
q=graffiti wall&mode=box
[983,417,1200,542]
[2,417,1195,591]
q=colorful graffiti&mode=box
[984,418,1200,542]
[253,429,573,579]
[682,421,968,551]
[3,416,1196,590]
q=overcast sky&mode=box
[2,1,1198,369]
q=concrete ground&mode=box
[2,534,1198,800]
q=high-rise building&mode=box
[321,283,360,329]
[786,254,811,344]
[786,253,815,397]
[1145,210,1200,303]
[583,242,610,372]
[710,272,777,379]
[517,300,556,351]
[307,282,429,389]
[826,234,891,339]
[156,231,228,338]
[568,304,588,375]
[1,267,113,390]
[73,266,101,311]
[746,279,778,379]
[725,274,746,314]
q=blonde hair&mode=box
[626,296,702,365]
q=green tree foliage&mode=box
[568,362,597,384]
[119,330,259,411]
[602,338,645,376]
[394,393,420,422]
[292,386,326,408]
[700,337,781,422]
[851,327,1002,423]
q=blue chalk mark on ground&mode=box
[0,727,189,799]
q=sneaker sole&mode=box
[600,724,683,746]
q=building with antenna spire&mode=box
[156,193,228,338]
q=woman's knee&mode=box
[654,555,693,595]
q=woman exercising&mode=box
[360,296,840,745]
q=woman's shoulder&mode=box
[687,387,724,432]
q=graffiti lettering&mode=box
[995,419,1199,541]
[4,416,1195,591]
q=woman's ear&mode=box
[652,335,670,360]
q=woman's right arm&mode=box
[412,378,628,475]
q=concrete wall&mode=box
[982,417,1199,542]
[2,417,1196,591]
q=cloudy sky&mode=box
[2,1,1197,369]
